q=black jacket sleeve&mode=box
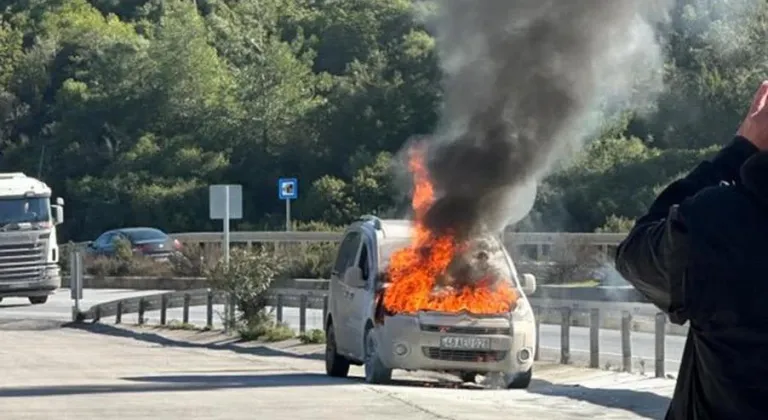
[614,136,757,323]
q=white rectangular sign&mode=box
[209,184,243,220]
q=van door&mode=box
[346,236,376,359]
[330,230,362,355]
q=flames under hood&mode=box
[379,145,520,318]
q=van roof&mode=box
[376,219,414,240]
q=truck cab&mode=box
[0,173,64,304]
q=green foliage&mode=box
[596,215,635,233]
[0,0,766,238]
[278,242,337,279]
[205,246,289,339]
[237,314,295,342]
[298,328,325,344]
[206,247,284,318]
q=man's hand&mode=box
[737,81,768,150]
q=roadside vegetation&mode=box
[0,0,763,242]
[204,246,298,341]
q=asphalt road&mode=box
[0,319,675,420]
[0,288,685,375]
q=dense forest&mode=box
[0,0,766,241]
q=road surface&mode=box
[0,318,675,419]
[0,288,685,374]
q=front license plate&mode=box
[440,336,491,350]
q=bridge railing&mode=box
[167,231,626,261]
[79,287,670,379]
[59,231,628,265]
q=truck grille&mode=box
[422,347,508,362]
[420,325,511,335]
[0,241,46,283]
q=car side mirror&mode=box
[51,204,64,225]
[521,273,537,295]
[344,266,367,288]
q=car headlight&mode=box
[511,296,532,319]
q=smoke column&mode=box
[420,0,674,240]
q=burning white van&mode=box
[323,216,537,388]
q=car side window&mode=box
[358,243,370,282]
[333,231,361,275]
[94,232,114,248]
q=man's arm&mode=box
[615,136,757,323]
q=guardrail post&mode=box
[621,311,632,372]
[534,307,541,361]
[299,295,307,333]
[183,293,191,324]
[560,307,571,364]
[206,289,214,329]
[116,302,122,324]
[276,294,284,323]
[655,312,666,378]
[160,295,168,325]
[138,298,146,325]
[589,308,599,368]
[322,295,329,324]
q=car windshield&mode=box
[123,229,167,242]
[378,234,519,287]
[0,197,51,225]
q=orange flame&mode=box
[382,145,518,315]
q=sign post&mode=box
[70,248,83,322]
[209,184,243,331]
[278,178,298,231]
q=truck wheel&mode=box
[505,367,533,389]
[28,296,48,305]
[325,323,350,378]
[364,326,391,384]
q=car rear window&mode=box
[124,229,167,241]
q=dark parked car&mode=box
[86,227,182,260]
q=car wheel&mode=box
[28,296,48,305]
[325,323,351,378]
[459,372,477,383]
[364,326,391,384]
[505,367,533,389]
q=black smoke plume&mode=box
[420,0,674,240]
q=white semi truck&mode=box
[0,173,64,304]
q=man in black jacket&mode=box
[615,81,768,420]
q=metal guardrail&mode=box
[80,287,670,378]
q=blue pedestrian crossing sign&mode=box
[278,178,298,200]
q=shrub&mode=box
[278,242,337,279]
[85,253,175,277]
[206,247,287,339]
[298,328,326,344]
[546,236,603,284]
[169,242,221,277]
[595,215,634,233]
